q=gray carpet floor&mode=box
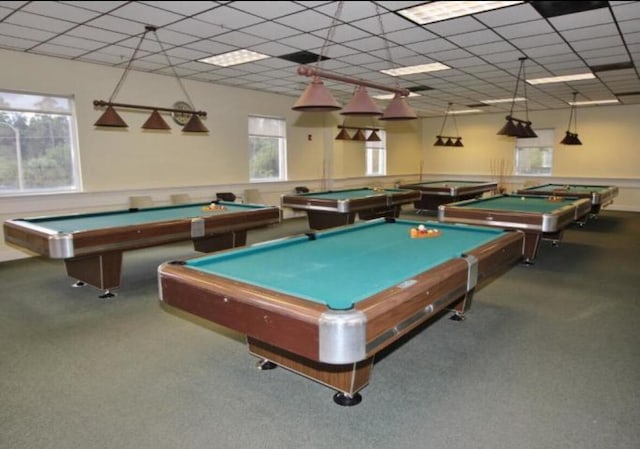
[1,210,639,449]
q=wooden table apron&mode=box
[158,221,524,396]
[515,184,619,214]
[437,195,591,262]
[399,181,498,211]
[281,188,420,230]
[3,204,280,291]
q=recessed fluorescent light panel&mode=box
[527,73,595,85]
[569,99,619,106]
[381,63,450,76]
[481,97,526,104]
[373,92,421,100]
[398,1,524,25]
[449,109,483,114]
[198,49,270,67]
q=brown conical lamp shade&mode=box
[434,136,445,146]
[523,123,538,138]
[182,114,209,133]
[379,94,417,121]
[340,85,382,116]
[560,131,572,145]
[94,105,128,127]
[497,118,518,136]
[142,110,171,130]
[444,137,454,146]
[367,130,381,141]
[335,128,351,140]
[292,77,341,112]
[352,129,367,141]
[454,138,464,147]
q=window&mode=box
[0,90,80,194]
[514,129,554,176]
[365,130,386,176]
[248,116,287,182]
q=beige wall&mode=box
[1,48,639,261]
[420,105,640,179]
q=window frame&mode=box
[0,89,81,196]
[514,129,555,177]
[365,129,387,176]
[248,115,287,183]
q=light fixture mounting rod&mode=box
[298,66,411,97]
[93,100,207,117]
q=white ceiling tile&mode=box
[0,0,635,114]
[549,8,614,31]
[226,1,305,20]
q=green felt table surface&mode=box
[185,218,506,310]
[17,202,266,233]
[522,184,612,194]
[292,188,407,200]
[454,195,576,213]
[404,181,491,188]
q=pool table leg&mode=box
[64,251,122,297]
[449,290,474,321]
[248,337,373,406]
[522,232,544,264]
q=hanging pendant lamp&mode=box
[341,85,382,116]
[352,129,368,141]
[142,110,171,130]
[560,92,582,145]
[292,77,341,112]
[93,26,208,133]
[379,94,417,121]
[335,127,351,140]
[497,57,536,138]
[94,105,128,128]
[182,114,209,133]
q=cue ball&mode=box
[418,224,426,231]
[521,196,525,200]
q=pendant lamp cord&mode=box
[509,57,526,117]
[377,4,402,92]
[108,27,151,103]
[439,103,451,136]
[317,1,344,69]
[522,57,530,122]
[566,92,579,133]
[151,28,197,109]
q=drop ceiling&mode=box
[0,1,639,117]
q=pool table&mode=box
[438,194,592,263]
[280,187,420,230]
[515,183,618,216]
[4,201,280,297]
[158,218,524,405]
[398,180,498,212]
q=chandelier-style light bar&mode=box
[560,92,582,145]
[335,125,381,142]
[94,25,208,133]
[292,1,417,121]
[434,103,464,147]
[295,66,417,120]
[497,57,537,138]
